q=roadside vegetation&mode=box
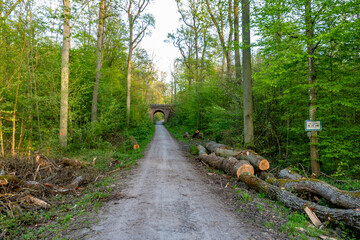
[166,125,360,240]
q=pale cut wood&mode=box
[61,158,92,168]
[304,206,323,228]
[238,173,360,231]
[197,145,208,156]
[23,194,50,209]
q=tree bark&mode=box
[91,0,106,123]
[59,0,71,147]
[266,177,360,209]
[236,150,270,171]
[305,0,320,175]
[197,145,208,156]
[239,173,360,230]
[198,153,254,178]
[205,141,229,153]
[242,0,254,146]
[278,168,303,180]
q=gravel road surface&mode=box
[75,123,271,240]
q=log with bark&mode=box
[236,150,270,171]
[278,168,303,180]
[23,176,87,194]
[215,148,240,158]
[238,173,360,230]
[266,177,360,209]
[205,141,230,153]
[197,145,208,156]
[198,153,254,178]
[61,158,93,168]
[129,136,140,150]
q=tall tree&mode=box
[204,0,234,77]
[91,0,106,123]
[122,0,154,124]
[242,0,254,146]
[59,0,71,147]
[305,0,320,174]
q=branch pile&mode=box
[196,141,360,230]
[0,154,94,214]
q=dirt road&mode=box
[75,123,271,240]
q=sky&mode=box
[140,0,181,83]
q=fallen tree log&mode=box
[236,150,270,171]
[266,177,360,209]
[61,158,93,168]
[129,136,140,150]
[238,173,360,230]
[205,141,230,153]
[278,168,303,180]
[198,153,254,178]
[215,148,240,158]
[197,145,208,156]
[23,176,87,194]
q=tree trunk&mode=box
[278,168,303,180]
[205,141,229,153]
[198,153,254,178]
[242,0,254,146]
[59,0,71,147]
[239,173,360,230]
[197,145,208,156]
[266,177,360,209]
[236,150,270,171]
[305,0,320,175]
[234,0,241,83]
[0,109,4,157]
[91,0,106,123]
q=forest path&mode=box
[74,123,270,240]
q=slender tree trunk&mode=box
[305,0,320,175]
[242,0,254,146]
[234,0,241,83]
[126,42,133,124]
[59,0,71,147]
[91,0,106,123]
[0,109,4,157]
[12,82,20,157]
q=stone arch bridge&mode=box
[149,104,175,123]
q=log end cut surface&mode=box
[259,159,270,171]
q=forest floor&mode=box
[62,123,342,240]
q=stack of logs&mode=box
[196,141,360,231]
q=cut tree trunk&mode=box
[238,173,360,230]
[197,145,208,156]
[198,153,254,178]
[266,177,360,209]
[215,148,240,158]
[130,136,140,150]
[205,141,230,153]
[278,168,303,180]
[236,150,270,171]
[61,158,93,168]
